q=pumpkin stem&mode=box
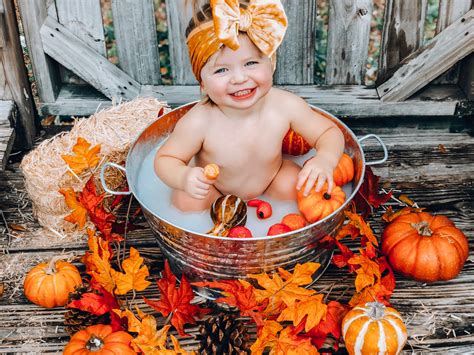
[323,193,331,200]
[411,221,432,237]
[45,255,70,274]
[86,335,104,351]
[365,302,386,320]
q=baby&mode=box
[154,0,344,212]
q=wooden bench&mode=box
[0,100,15,170]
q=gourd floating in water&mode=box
[208,195,247,236]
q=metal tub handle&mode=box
[358,134,388,166]
[100,162,131,195]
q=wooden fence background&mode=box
[1,0,473,140]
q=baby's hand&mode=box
[183,167,215,200]
[296,156,336,196]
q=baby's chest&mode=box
[204,125,283,167]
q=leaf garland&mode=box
[58,139,406,353]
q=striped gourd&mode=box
[342,302,407,355]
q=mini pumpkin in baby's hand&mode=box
[297,183,346,223]
[204,163,220,180]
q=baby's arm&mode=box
[154,109,214,200]
[287,94,345,195]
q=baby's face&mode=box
[200,35,274,111]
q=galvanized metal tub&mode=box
[101,102,387,287]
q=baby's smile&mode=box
[229,87,256,100]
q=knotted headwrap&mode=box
[187,0,288,82]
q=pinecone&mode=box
[63,284,109,335]
[196,313,250,355]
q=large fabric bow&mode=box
[211,0,288,57]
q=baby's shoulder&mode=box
[268,88,308,111]
[176,102,212,129]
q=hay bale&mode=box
[21,97,169,236]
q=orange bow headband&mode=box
[187,0,288,82]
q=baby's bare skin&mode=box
[154,36,344,211]
[155,88,342,211]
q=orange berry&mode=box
[281,213,306,231]
[204,163,220,179]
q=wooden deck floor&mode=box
[0,116,473,354]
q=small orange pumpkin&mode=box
[297,184,346,223]
[382,212,469,282]
[63,324,136,354]
[282,129,312,155]
[342,302,407,355]
[333,153,354,186]
[24,257,82,308]
[281,213,307,231]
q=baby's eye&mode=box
[245,61,259,66]
[214,68,227,74]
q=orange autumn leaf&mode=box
[87,232,115,294]
[111,247,151,295]
[335,222,360,241]
[344,211,378,246]
[399,194,416,207]
[115,308,171,353]
[248,263,319,315]
[62,137,101,175]
[250,320,282,354]
[59,187,88,228]
[277,294,327,332]
[349,281,393,308]
[273,326,319,355]
[348,254,381,292]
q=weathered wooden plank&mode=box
[55,0,106,55]
[459,52,474,100]
[17,0,61,103]
[325,0,373,84]
[0,100,15,170]
[434,0,472,84]
[111,0,161,85]
[39,84,463,117]
[274,0,316,84]
[40,16,141,100]
[377,9,474,102]
[0,0,37,149]
[377,0,427,84]
[166,0,196,85]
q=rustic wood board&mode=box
[0,118,473,353]
[40,16,141,100]
[377,0,427,83]
[111,0,161,85]
[0,100,15,170]
[377,9,474,102]
[39,84,466,117]
[325,0,372,84]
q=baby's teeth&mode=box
[234,89,251,96]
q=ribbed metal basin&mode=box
[117,102,370,283]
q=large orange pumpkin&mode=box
[63,324,136,354]
[333,153,354,186]
[297,184,346,223]
[282,129,312,155]
[342,302,407,355]
[382,212,469,282]
[24,257,82,308]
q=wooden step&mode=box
[0,100,16,170]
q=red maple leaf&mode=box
[354,166,392,217]
[305,301,349,350]
[143,260,210,336]
[332,240,355,271]
[67,284,124,331]
[193,279,268,326]
[78,177,123,242]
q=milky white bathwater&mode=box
[136,146,353,237]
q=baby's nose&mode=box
[230,70,248,84]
